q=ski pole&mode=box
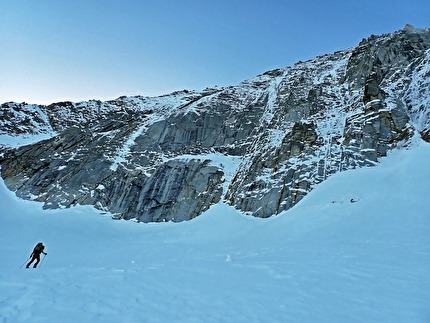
[20,256,31,269]
[39,254,47,268]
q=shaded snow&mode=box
[110,124,147,171]
[1,140,430,322]
[0,133,57,149]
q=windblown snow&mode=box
[1,136,429,322]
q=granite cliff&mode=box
[1,25,429,222]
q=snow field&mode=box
[1,139,430,322]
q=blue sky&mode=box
[1,0,429,104]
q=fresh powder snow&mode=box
[1,138,430,322]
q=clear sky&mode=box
[1,0,429,105]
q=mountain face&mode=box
[1,25,429,222]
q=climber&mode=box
[26,242,47,268]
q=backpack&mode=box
[34,243,44,253]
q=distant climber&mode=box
[26,242,47,268]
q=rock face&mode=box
[1,26,430,222]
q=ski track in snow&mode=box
[1,139,430,322]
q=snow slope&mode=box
[1,138,430,322]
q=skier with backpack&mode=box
[26,242,47,268]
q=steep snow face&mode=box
[1,26,430,222]
[1,139,429,322]
[404,49,430,139]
